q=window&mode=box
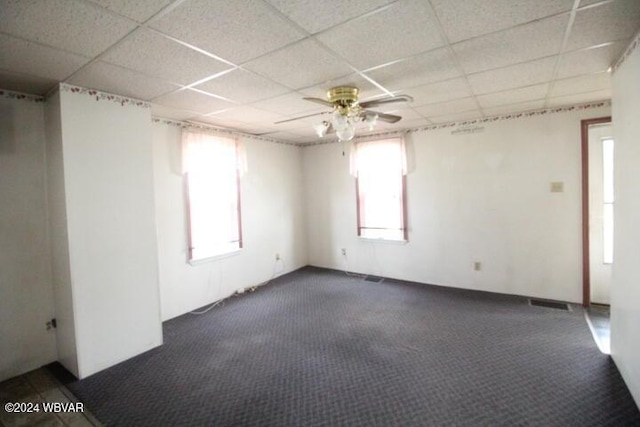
[351,137,408,241]
[182,130,245,261]
[602,138,614,264]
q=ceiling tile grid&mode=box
[68,61,180,100]
[101,29,233,86]
[315,0,446,70]
[0,0,137,57]
[150,0,307,64]
[0,0,637,144]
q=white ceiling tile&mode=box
[477,83,549,108]
[0,0,136,57]
[151,103,199,121]
[557,42,627,79]
[244,39,353,90]
[212,106,288,125]
[68,61,179,100]
[481,100,546,117]
[0,69,57,95]
[414,97,479,117]
[150,0,305,64]
[567,0,640,51]
[467,56,557,95]
[298,73,385,102]
[101,29,232,86]
[0,34,90,81]
[152,88,236,113]
[364,47,462,92]
[315,0,445,70]
[250,92,324,117]
[549,72,611,97]
[87,0,172,22]
[431,0,574,43]
[428,110,483,124]
[409,78,474,108]
[547,89,611,107]
[194,69,290,104]
[265,0,395,34]
[453,14,569,74]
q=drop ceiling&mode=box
[1,0,638,144]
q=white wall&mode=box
[153,123,308,320]
[44,92,78,377]
[304,107,610,303]
[0,95,57,381]
[611,39,640,406]
[53,87,163,378]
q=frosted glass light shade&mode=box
[336,121,355,141]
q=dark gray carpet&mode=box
[66,267,640,426]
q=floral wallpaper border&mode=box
[302,100,612,147]
[152,117,301,147]
[613,30,640,74]
[0,89,44,103]
[60,84,151,109]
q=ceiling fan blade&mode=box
[359,95,413,109]
[302,97,334,107]
[274,111,328,124]
[363,110,402,123]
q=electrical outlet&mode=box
[474,262,481,271]
[341,248,347,256]
[550,182,564,193]
[275,253,280,261]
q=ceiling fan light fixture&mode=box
[331,110,349,131]
[313,121,330,137]
[336,121,355,142]
[365,113,378,131]
[275,85,411,142]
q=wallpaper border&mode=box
[152,117,301,147]
[613,30,640,74]
[0,89,44,103]
[60,83,151,109]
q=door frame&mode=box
[581,116,612,307]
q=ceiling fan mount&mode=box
[327,86,359,110]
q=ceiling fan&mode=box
[275,86,413,141]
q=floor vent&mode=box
[529,299,570,311]
[363,275,385,283]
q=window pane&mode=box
[355,138,406,241]
[183,132,242,261]
[603,203,614,264]
[602,138,614,203]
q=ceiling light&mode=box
[313,121,330,137]
[335,120,355,142]
[274,86,412,142]
[364,113,378,131]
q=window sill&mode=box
[188,248,242,266]
[357,237,408,245]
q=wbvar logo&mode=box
[43,402,84,413]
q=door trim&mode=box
[581,116,612,307]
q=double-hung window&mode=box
[351,137,408,241]
[182,130,245,262]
